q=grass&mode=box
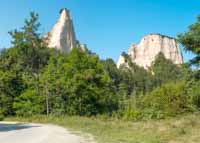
[5,113,200,143]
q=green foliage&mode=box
[178,15,200,68]
[4,12,54,74]
[122,98,142,120]
[0,12,56,116]
[0,107,4,121]
[0,113,4,121]
[0,70,25,115]
[41,48,118,116]
[187,80,200,109]
[151,52,184,87]
[142,82,193,118]
[0,93,13,116]
[9,12,41,48]
[122,82,195,120]
[0,11,199,121]
[13,89,44,116]
[101,58,121,89]
[119,52,154,96]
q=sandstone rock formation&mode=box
[45,8,78,53]
[117,34,184,69]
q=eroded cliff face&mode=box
[117,34,184,69]
[45,8,77,53]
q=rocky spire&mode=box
[117,34,184,69]
[46,8,77,52]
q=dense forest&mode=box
[0,12,199,120]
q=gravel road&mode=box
[0,121,95,143]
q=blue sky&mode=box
[0,0,199,62]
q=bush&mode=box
[0,115,4,121]
[0,110,4,121]
[41,48,119,116]
[121,96,143,120]
[188,81,200,109]
[122,82,195,120]
[13,89,45,116]
[123,108,141,120]
[0,93,13,116]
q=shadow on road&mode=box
[0,123,40,132]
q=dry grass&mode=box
[6,113,200,143]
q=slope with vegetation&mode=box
[0,11,200,142]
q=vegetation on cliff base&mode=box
[0,12,199,121]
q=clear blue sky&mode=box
[0,0,199,62]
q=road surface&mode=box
[0,121,95,143]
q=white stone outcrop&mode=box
[117,34,183,69]
[45,8,77,53]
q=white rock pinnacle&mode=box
[46,8,77,53]
[117,34,184,69]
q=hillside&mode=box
[0,7,200,143]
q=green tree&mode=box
[13,89,44,116]
[187,80,200,108]
[40,52,68,115]
[178,15,200,69]
[41,48,118,116]
[142,82,193,119]
[123,82,195,120]
[0,12,55,116]
[118,52,154,96]
[151,52,183,87]
[8,12,55,74]
[0,70,25,115]
[101,58,122,91]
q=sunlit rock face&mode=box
[45,8,77,53]
[117,34,184,69]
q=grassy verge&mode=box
[5,114,200,143]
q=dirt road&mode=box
[0,121,95,143]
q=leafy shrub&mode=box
[41,48,119,116]
[121,96,143,120]
[188,81,200,109]
[13,89,44,116]
[123,107,141,120]
[0,115,4,121]
[0,110,4,121]
[122,82,195,120]
[0,93,13,116]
